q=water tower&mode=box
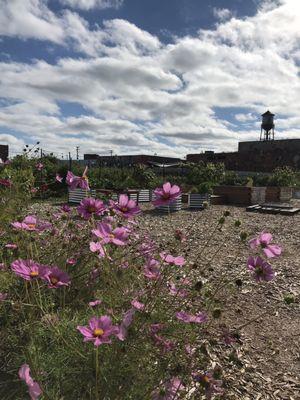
[260,110,275,141]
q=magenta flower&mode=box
[152,377,183,400]
[153,182,181,206]
[0,263,5,270]
[116,308,136,341]
[61,204,71,213]
[19,364,42,400]
[89,300,102,307]
[5,243,18,249]
[0,178,12,187]
[90,241,105,257]
[11,215,52,232]
[160,253,185,266]
[35,162,44,171]
[249,232,282,258]
[77,316,118,347]
[131,299,145,311]
[247,256,275,282]
[55,173,63,183]
[66,257,77,265]
[0,293,8,301]
[176,311,207,324]
[169,283,188,298]
[11,260,42,281]
[77,198,106,220]
[66,167,89,190]
[92,223,128,246]
[111,194,141,218]
[144,259,161,280]
[40,266,70,288]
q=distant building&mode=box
[187,111,300,172]
[84,154,182,167]
[0,144,9,161]
[187,139,300,172]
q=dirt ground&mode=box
[138,202,300,400]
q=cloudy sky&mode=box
[0,0,299,159]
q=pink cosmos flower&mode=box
[92,223,128,246]
[169,283,188,298]
[61,204,71,213]
[31,188,38,194]
[103,215,115,224]
[77,316,118,347]
[160,253,185,266]
[144,259,161,280]
[77,198,106,220]
[89,300,102,307]
[19,364,42,400]
[5,243,18,249]
[0,178,12,187]
[11,215,52,232]
[89,241,105,257]
[40,266,70,288]
[0,293,8,301]
[35,162,44,171]
[131,299,145,311]
[66,257,77,265]
[152,377,183,400]
[153,182,181,206]
[247,256,275,282]
[0,263,6,270]
[116,308,136,341]
[176,311,207,324]
[249,232,282,258]
[66,167,89,190]
[152,334,175,354]
[11,260,42,281]
[111,194,141,218]
[55,173,63,183]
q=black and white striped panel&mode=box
[68,189,97,204]
[138,189,151,203]
[188,194,210,209]
[155,197,182,213]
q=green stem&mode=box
[95,347,100,400]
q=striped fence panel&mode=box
[138,189,151,203]
[155,196,182,213]
[68,188,97,204]
[188,193,211,209]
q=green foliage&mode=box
[269,166,297,187]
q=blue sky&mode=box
[0,0,299,159]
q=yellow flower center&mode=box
[30,271,39,277]
[88,206,96,213]
[109,234,115,239]
[121,207,128,212]
[203,376,210,384]
[27,223,36,229]
[50,276,59,285]
[93,328,104,337]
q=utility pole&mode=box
[69,152,72,171]
[76,146,79,160]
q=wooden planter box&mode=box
[213,186,266,206]
[265,187,292,202]
[188,193,211,209]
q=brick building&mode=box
[187,139,300,172]
[0,144,9,161]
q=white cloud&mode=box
[0,0,299,157]
[59,0,123,10]
[213,7,232,21]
